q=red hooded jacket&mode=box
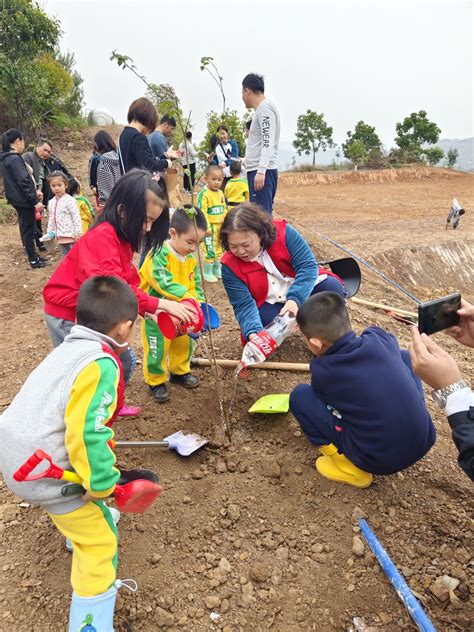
[43,221,160,321]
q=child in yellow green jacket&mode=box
[197,164,227,283]
[139,207,207,403]
[0,276,139,632]
[68,178,96,233]
[224,160,249,207]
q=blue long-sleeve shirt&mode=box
[222,224,318,339]
[311,327,435,474]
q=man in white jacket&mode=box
[242,73,280,215]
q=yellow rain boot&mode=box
[316,444,373,488]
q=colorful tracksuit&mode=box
[139,242,204,386]
[0,325,124,599]
[197,187,227,263]
[224,177,249,206]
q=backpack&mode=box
[97,151,121,205]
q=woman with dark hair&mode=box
[88,130,117,206]
[220,203,346,341]
[117,97,178,174]
[43,169,195,413]
[0,129,46,268]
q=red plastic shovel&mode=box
[13,450,162,514]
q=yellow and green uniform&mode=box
[140,242,204,386]
[76,194,95,233]
[197,187,227,263]
[50,357,121,596]
[224,177,249,206]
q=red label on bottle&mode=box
[251,331,278,359]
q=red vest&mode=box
[221,220,295,307]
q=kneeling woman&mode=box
[220,203,346,341]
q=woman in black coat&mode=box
[0,129,46,268]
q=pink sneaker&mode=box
[117,404,142,417]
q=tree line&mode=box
[293,110,458,169]
[0,0,84,134]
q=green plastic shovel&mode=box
[248,394,290,414]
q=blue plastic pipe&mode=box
[358,519,436,632]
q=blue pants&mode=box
[289,351,426,467]
[258,275,347,326]
[247,169,278,215]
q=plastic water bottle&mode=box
[39,231,55,242]
[238,313,297,373]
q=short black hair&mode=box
[171,206,207,234]
[220,203,276,251]
[160,114,176,127]
[94,130,116,154]
[229,160,241,176]
[185,131,192,139]
[77,276,138,334]
[2,129,23,152]
[206,164,224,177]
[37,137,52,149]
[296,292,351,343]
[127,97,158,133]
[242,73,265,93]
[94,169,170,253]
[67,178,80,196]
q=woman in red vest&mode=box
[220,203,346,341]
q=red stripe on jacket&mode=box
[43,222,159,321]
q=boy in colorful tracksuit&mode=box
[224,160,249,207]
[0,276,139,632]
[139,208,207,403]
[197,165,227,283]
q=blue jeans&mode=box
[247,169,278,215]
[258,275,347,326]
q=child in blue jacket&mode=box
[290,291,436,488]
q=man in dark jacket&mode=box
[0,129,46,268]
[23,138,53,247]
[410,300,474,482]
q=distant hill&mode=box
[277,137,474,172]
[435,138,474,172]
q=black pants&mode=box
[15,207,37,262]
[183,163,196,192]
[35,218,43,245]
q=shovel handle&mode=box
[13,450,82,484]
[115,441,170,448]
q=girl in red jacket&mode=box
[43,169,195,414]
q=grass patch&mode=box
[0,199,16,224]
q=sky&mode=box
[42,0,473,147]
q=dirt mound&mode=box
[280,166,469,186]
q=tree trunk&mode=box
[312,151,316,166]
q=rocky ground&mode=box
[0,132,473,631]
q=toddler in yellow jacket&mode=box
[139,207,207,404]
[198,164,227,283]
[224,160,249,207]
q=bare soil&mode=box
[0,135,473,631]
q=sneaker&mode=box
[29,259,47,269]
[203,262,217,283]
[37,244,47,252]
[169,372,200,389]
[36,255,48,263]
[117,403,142,417]
[150,384,170,403]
